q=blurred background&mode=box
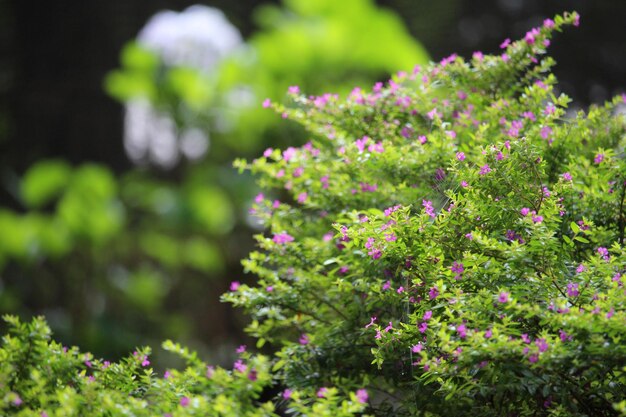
[0,0,624,365]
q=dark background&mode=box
[0,0,624,358]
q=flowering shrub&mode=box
[0,316,369,416]
[227,11,626,416]
[3,11,625,417]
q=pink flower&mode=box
[520,207,530,216]
[355,136,369,153]
[573,14,580,27]
[479,164,491,175]
[423,310,432,320]
[297,192,308,204]
[236,345,246,353]
[423,200,436,218]
[428,287,439,300]
[282,389,293,400]
[412,343,423,353]
[498,292,509,303]
[457,324,467,339]
[500,38,511,49]
[229,281,240,291]
[543,18,555,28]
[206,365,214,378]
[365,316,377,329]
[562,172,572,181]
[180,397,190,407]
[567,282,579,297]
[262,98,271,108]
[451,261,464,275]
[282,147,297,162]
[273,232,295,245]
[233,360,247,373]
[456,152,465,161]
[525,27,540,45]
[540,126,552,139]
[532,214,543,224]
[368,141,384,153]
[472,51,484,61]
[594,153,604,164]
[419,135,428,145]
[535,338,549,353]
[299,334,310,345]
[427,108,441,120]
[288,85,300,95]
[484,329,492,339]
[355,389,369,404]
[317,387,329,398]
[418,322,428,333]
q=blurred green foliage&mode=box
[0,0,428,360]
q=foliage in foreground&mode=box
[0,316,368,416]
[2,11,626,417]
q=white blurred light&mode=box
[124,5,242,168]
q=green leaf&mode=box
[21,160,71,208]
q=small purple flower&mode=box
[180,397,190,407]
[535,338,549,353]
[423,310,433,321]
[457,324,467,339]
[317,387,329,398]
[273,232,295,245]
[451,261,464,275]
[428,287,439,300]
[532,214,543,224]
[567,282,579,297]
[233,360,247,373]
[562,172,572,181]
[418,322,428,333]
[520,207,530,216]
[479,164,491,175]
[282,147,297,162]
[288,85,300,95]
[484,329,492,339]
[498,292,509,303]
[299,334,310,345]
[456,152,466,161]
[594,153,604,164]
[355,389,369,404]
[282,389,293,400]
[229,281,240,291]
[423,200,436,218]
[262,98,271,108]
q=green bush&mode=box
[3,11,625,417]
[227,11,625,416]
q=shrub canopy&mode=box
[2,11,625,417]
